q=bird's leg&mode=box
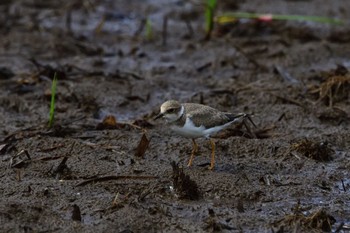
[209,138,216,170]
[187,139,198,167]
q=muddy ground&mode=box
[1,0,350,232]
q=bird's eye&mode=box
[168,108,176,113]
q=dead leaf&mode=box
[96,115,118,130]
[134,133,149,158]
[0,144,7,154]
[103,115,117,126]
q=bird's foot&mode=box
[187,154,194,167]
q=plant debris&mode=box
[96,115,145,130]
[309,74,350,107]
[0,143,8,154]
[290,138,334,161]
[272,208,336,232]
[171,162,200,200]
[76,175,158,187]
[71,204,82,222]
[51,142,75,179]
[134,133,150,158]
[51,157,70,179]
[315,106,349,124]
[9,150,31,168]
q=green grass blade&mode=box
[145,18,153,41]
[205,0,217,33]
[48,72,58,128]
[216,12,343,25]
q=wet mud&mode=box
[0,0,350,232]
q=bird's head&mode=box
[154,100,183,122]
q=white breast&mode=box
[171,117,233,138]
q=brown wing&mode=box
[183,103,231,128]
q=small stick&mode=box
[37,143,65,152]
[274,65,300,84]
[16,169,22,181]
[76,175,158,187]
[65,7,72,34]
[162,16,168,46]
[21,150,31,160]
[53,157,68,177]
[94,15,106,34]
[52,142,75,177]
[335,222,345,233]
[341,179,347,192]
[196,62,212,72]
[185,20,194,38]
[291,151,301,160]
[134,18,146,37]
[231,44,262,69]
[272,93,306,109]
[34,155,66,161]
[277,112,286,122]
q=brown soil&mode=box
[1,1,350,232]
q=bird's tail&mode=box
[226,113,246,122]
[226,113,257,127]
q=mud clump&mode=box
[291,138,334,161]
[171,162,200,200]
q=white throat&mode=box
[177,105,184,119]
[165,105,184,123]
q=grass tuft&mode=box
[48,72,58,128]
[205,0,217,39]
[145,18,153,41]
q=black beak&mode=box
[154,113,164,120]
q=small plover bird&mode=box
[155,100,248,170]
